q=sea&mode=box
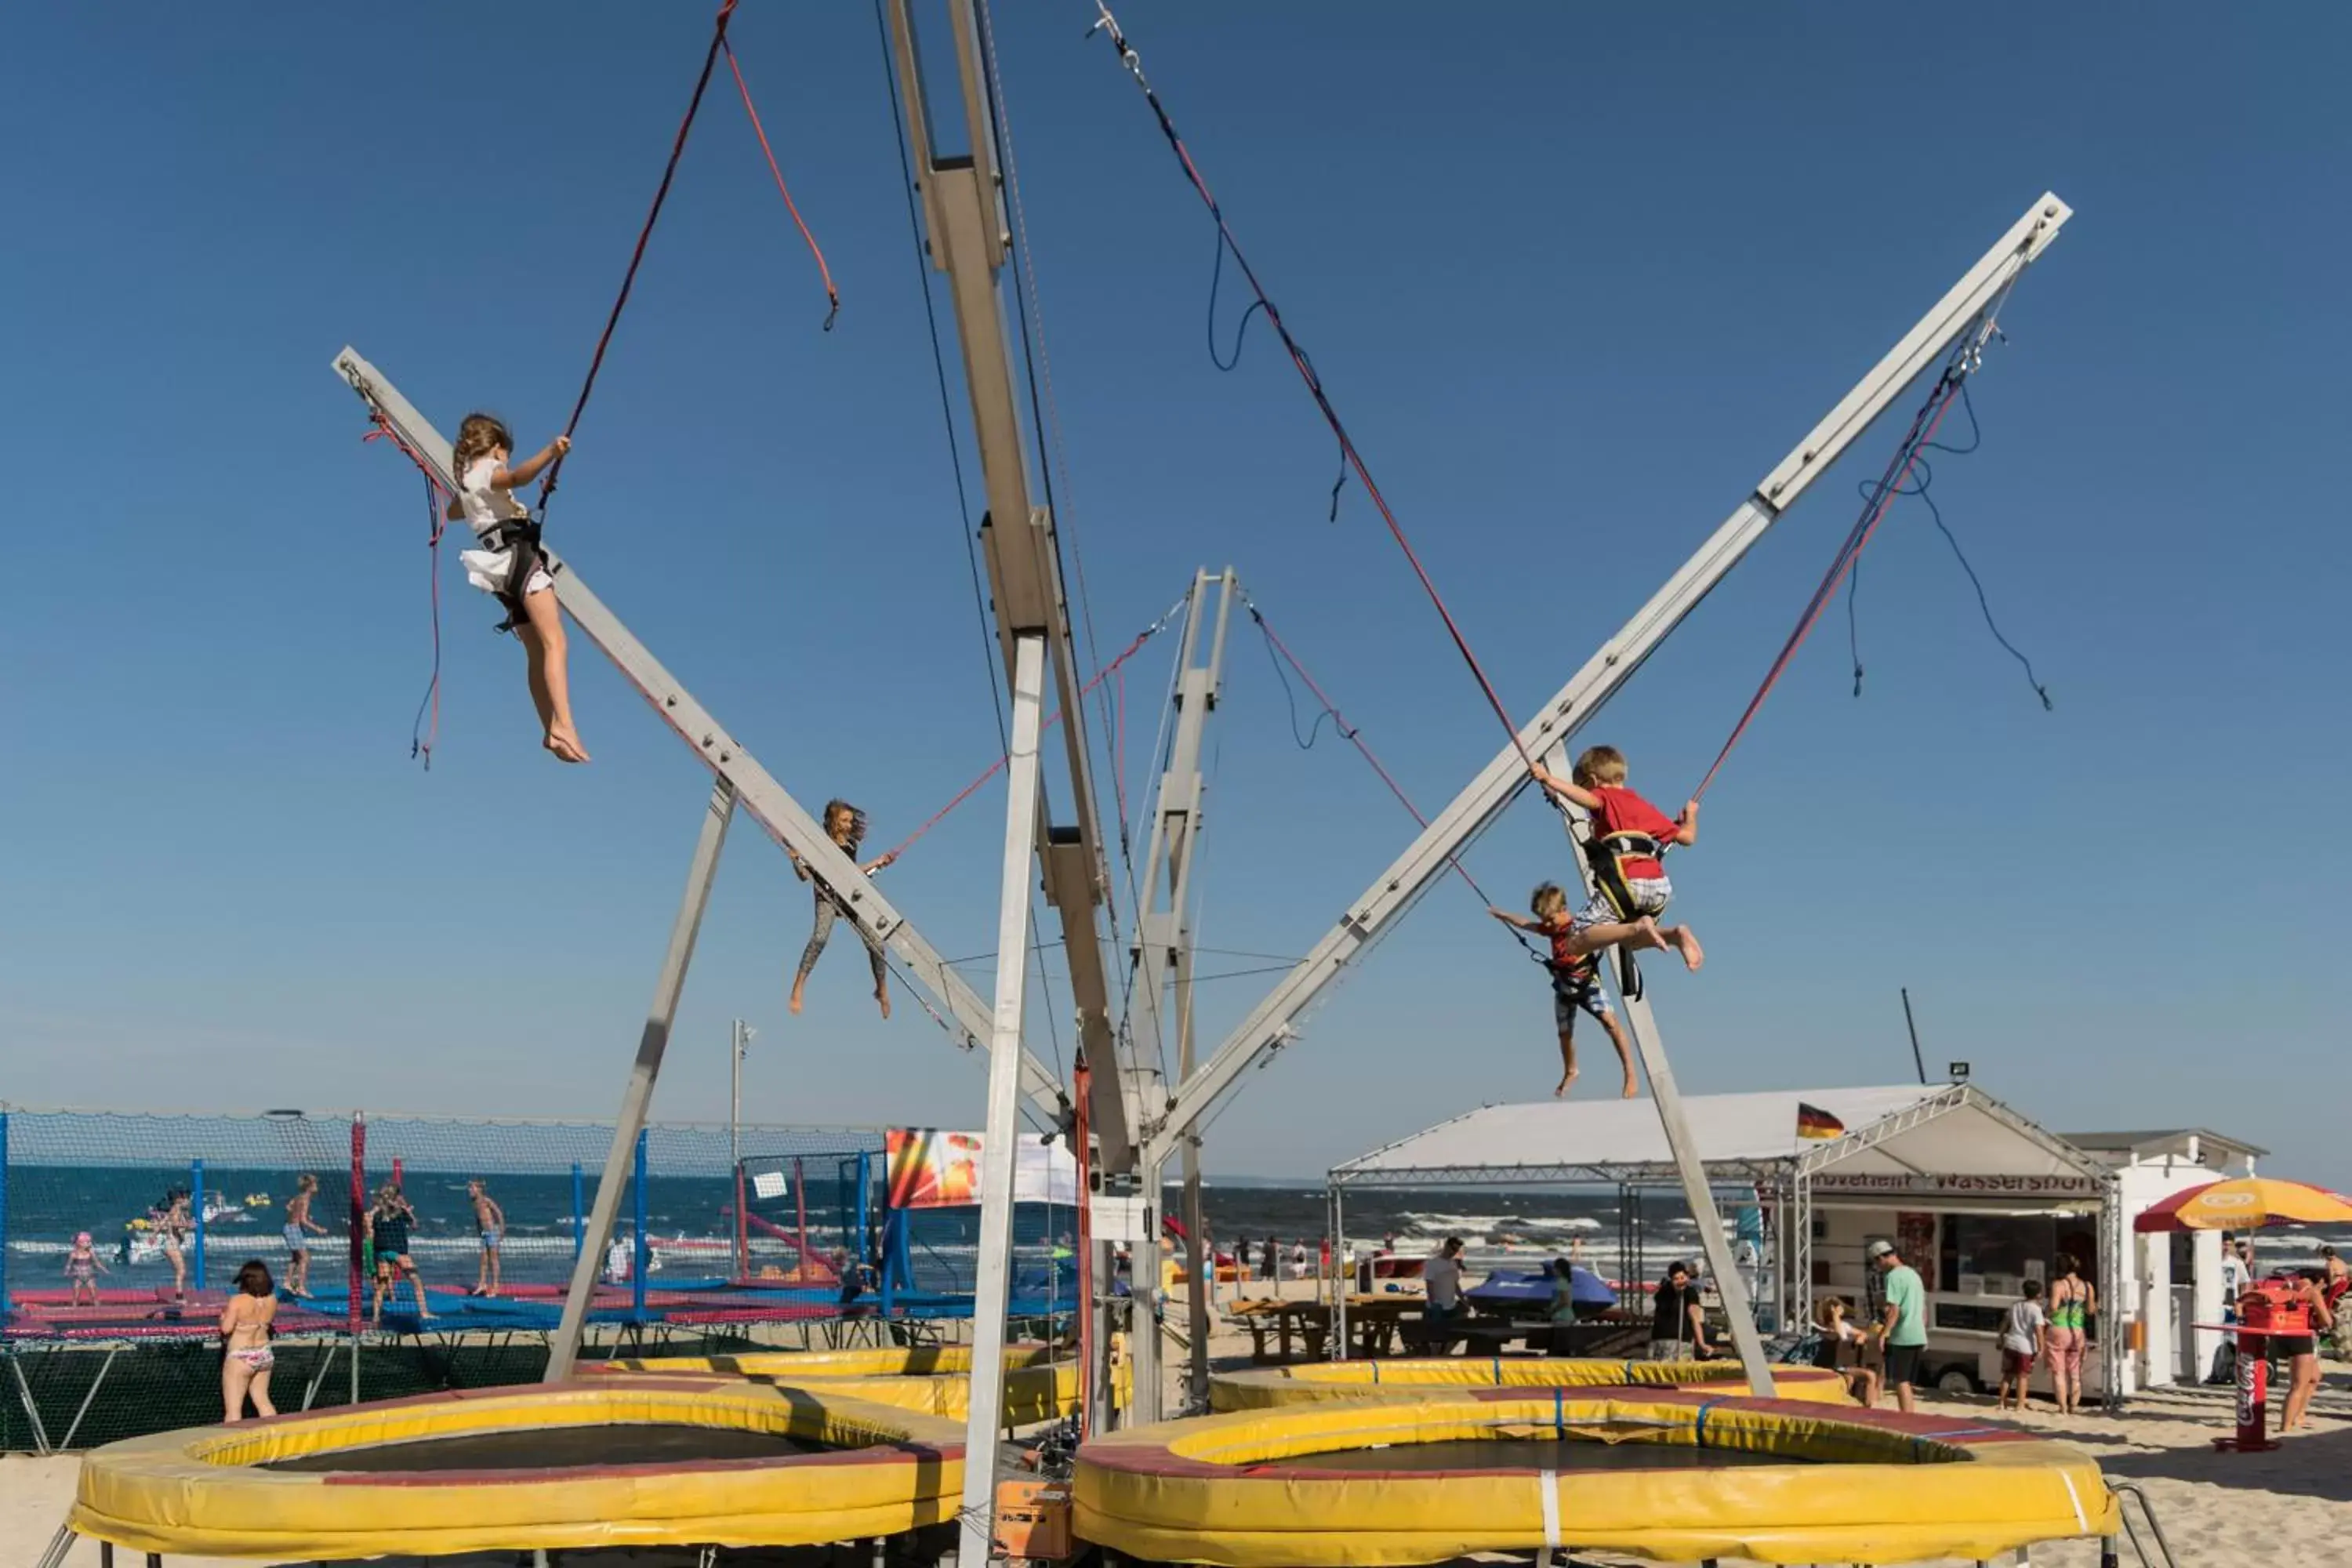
[9,1165,2341,1295]
[2,1162,1700,1294]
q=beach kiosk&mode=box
[1333,1081,2245,1406]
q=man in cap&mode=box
[1871,1240,1928,1412]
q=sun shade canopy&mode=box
[1330,1083,2107,1190]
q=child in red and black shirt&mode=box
[1530,745,1704,973]
[1490,881,1639,1099]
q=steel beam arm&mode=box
[331,348,1069,1131]
[885,0,1136,1165]
[1145,194,2071,1161]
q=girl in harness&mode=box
[1489,882,1638,1099]
[1529,745,1704,972]
[787,800,898,1019]
[445,414,588,764]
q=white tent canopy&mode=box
[1330,1082,2106,1189]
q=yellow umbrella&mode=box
[2132,1177,2352,1232]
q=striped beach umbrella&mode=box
[2132,1177,2352,1232]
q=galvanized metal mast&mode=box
[1123,568,1238,1421]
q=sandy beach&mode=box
[9,1282,2346,1568]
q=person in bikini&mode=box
[220,1258,279,1422]
[64,1231,109,1307]
[1490,882,1639,1098]
[1526,746,1704,972]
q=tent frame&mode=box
[1330,1082,2121,1405]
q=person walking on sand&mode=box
[220,1259,279,1423]
[1870,1240,1929,1413]
[282,1175,328,1298]
[2044,1255,2095,1417]
[467,1179,507,1298]
[2276,1271,2335,1434]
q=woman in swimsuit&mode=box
[282,1175,328,1298]
[2276,1271,2335,1434]
[1813,1297,1882,1407]
[2045,1256,2096,1417]
[220,1258,279,1422]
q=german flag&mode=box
[1796,1102,1845,1141]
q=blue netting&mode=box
[2,1107,1076,1450]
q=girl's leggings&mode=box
[797,892,887,989]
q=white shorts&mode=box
[459,545,554,601]
[1575,876,1671,931]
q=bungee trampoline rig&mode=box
[38,1,2199,1564]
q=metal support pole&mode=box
[348,1115,364,1405]
[878,0,1131,1163]
[191,1158,206,1292]
[731,1018,748,1279]
[1128,1145,1164,1425]
[546,776,736,1381]
[1143,196,2071,1165]
[956,633,1048,1568]
[632,1127,651,1323]
[571,1163,586,1265]
[1124,567,1236,1410]
[0,1111,10,1319]
[1548,768,1773,1394]
[1331,1185,1348,1362]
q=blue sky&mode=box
[2,5,2345,1183]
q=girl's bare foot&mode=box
[544,728,590,764]
[1668,927,1704,971]
[1620,1079,1639,1099]
[1554,1066,1579,1098]
[789,985,806,1016]
[875,989,891,1021]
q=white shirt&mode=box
[2220,1253,2250,1299]
[458,456,528,538]
[2002,1299,2045,1355]
[1424,1252,1463,1310]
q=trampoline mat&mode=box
[262,1423,826,1473]
[1292,1438,1812,1473]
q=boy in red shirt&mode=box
[1490,882,1639,1098]
[1529,745,1704,972]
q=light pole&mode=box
[730,1019,755,1279]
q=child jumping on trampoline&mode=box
[788,800,897,1018]
[1527,745,1704,972]
[1490,882,1639,1100]
[64,1230,109,1306]
[445,413,587,764]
